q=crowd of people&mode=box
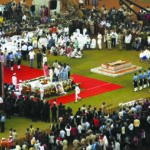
[1,99,150,150]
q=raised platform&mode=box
[90,60,142,77]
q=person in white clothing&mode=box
[79,0,83,9]
[12,73,17,89]
[42,54,47,66]
[28,49,35,68]
[75,84,81,102]
[97,32,102,50]
[60,128,66,139]
[39,83,44,100]
[114,140,120,150]
[49,67,54,82]
[78,123,82,135]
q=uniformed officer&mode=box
[143,70,147,88]
[139,70,143,90]
[133,73,138,92]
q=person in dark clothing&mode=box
[41,45,46,54]
[51,104,58,123]
[58,103,63,117]
[36,50,42,68]
[5,99,11,119]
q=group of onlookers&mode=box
[1,98,150,150]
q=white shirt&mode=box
[65,126,71,136]
[29,51,35,59]
[22,44,27,51]
[128,123,134,131]
[12,76,17,86]
[114,141,120,150]
[78,125,82,134]
[49,135,55,144]
[0,97,3,103]
[43,56,47,65]
[22,15,27,21]
[60,130,65,138]
[79,0,83,4]
[54,67,60,76]
[40,84,44,93]
[75,85,80,94]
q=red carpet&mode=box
[48,74,123,104]
[4,65,43,83]
[4,66,123,104]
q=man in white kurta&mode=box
[75,84,81,102]
[97,32,102,50]
[12,73,17,89]
[40,83,45,100]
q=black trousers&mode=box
[17,59,21,65]
[79,3,83,9]
[1,122,4,132]
[37,60,42,68]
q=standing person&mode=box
[21,42,28,60]
[41,45,46,54]
[139,70,143,90]
[66,64,71,79]
[107,32,112,50]
[9,52,15,71]
[42,54,47,66]
[39,83,44,101]
[143,70,147,88]
[16,50,22,70]
[49,67,54,82]
[97,32,102,50]
[85,0,90,5]
[92,0,98,9]
[133,73,138,92]
[118,32,123,50]
[79,0,84,9]
[43,62,49,79]
[28,49,35,68]
[12,73,17,89]
[36,50,42,69]
[3,48,8,67]
[75,84,81,103]
[51,104,57,123]
[1,113,5,133]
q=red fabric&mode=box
[44,8,48,17]
[4,66,123,105]
[4,65,43,84]
[7,139,13,147]
[51,27,57,33]
[71,127,78,136]
[94,118,99,127]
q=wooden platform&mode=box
[90,60,142,77]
